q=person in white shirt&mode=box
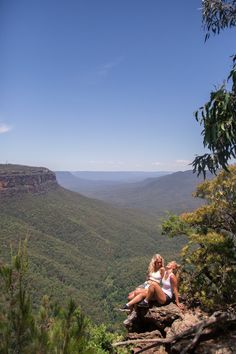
[138,261,184,309]
[120,254,165,311]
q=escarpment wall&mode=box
[0,165,58,197]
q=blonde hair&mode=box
[147,254,164,274]
[167,261,181,271]
[168,261,181,284]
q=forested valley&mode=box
[1,0,236,352]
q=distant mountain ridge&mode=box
[71,171,170,182]
[56,171,123,193]
[56,170,209,216]
[55,171,172,196]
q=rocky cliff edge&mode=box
[0,164,58,197]
[114,303,236,353]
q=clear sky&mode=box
[0,0,235,171]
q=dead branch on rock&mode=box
[113,310,236,353]
[180,321,205,354]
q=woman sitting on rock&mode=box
[138,261,183,309]
[120,254,165,311]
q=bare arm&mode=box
[170,274,182,308]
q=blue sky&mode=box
[0,0,235,171]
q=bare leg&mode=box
[146,283,166,304]
[128,288,146,300]
[127,289,148,307]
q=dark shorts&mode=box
[164,294,172,305]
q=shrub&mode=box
[162,166,236,309]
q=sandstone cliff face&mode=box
[0,165,58,197]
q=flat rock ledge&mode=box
[114,303,236,353]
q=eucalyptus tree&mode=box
[192,0,236,176]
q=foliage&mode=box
[192,0,236,176]
[193,58,236,176]
[162,166,236,309]
[0,240,35,353]
[0,182,185,328]
[0,242,126,354]
[202,0,236,39]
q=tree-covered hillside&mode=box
[0,184,185,327]
[57,170,208,216]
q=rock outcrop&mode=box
[0,164,58,197]
[116,304,236,353]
